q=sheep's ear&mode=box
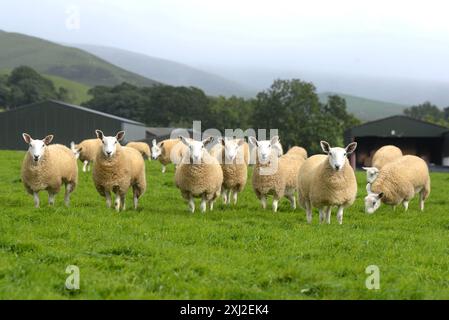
[377,192,384,199]
[152,139,157,147]
[43,135,54,145]
[362,167,369,171]
[179,135,190,146]
[248,136,258,146]
[270,135,279,145]
[345,142,357,154]
[202,136,214,146]
[95,130,104,140]
[237,138,245,146]
[320,141,331,154]
[116,131,125,141]
[22,133,32,144]
[77,147,83,153]
[70,141,75,150]
[217,137,225,146]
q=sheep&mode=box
[285,146,308,160]
[248,136,304,212]
[175,136,223,213]
[70,139,101,172]
[210,137,249,205]
[364,155,430,214]
[151,138,187,173]
[126,141,151,159]
[297,141,358,224]
[363,145,403,183]
[21,133,78,208]
[92,130,146,212]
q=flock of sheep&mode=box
[19,130,431,224]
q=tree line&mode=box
[403,102,449,127]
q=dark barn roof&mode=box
[345,115,448,141]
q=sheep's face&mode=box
[22,133,53,163]
[151,139,162,160]
[179,136,213,164]
[96,130,125,158]
[221,138,245,163]
[364,192,384,214]
[249,136,279,165]
[321,141,357,171]
[363,167,379,183]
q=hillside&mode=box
[318,92,407,121]
[0,30,159,87]
[75,44,255,97]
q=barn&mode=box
[0,100,147,150]
[345,115,449,168]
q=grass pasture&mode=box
[0,149,448,299]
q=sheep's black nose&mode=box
[33,156,39,161]
[106,151,112,155]
[335,165,340,170]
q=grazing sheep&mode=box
[151,138,187,173]
[21,133,78,208]
[70,139,101,172]
[364,155,430,214]
[297,141,358,224]
[248,136,303,212]
[363,145,403,183]
[126,141,151,159]
[175,136,223,213]
[92,130,146,212]
[210,137,249,205]
[285,146,308,160]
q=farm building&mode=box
[0,100,147,150]
[146,127,195,142]
[345,115,449,168]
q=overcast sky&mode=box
[1,0,449,82]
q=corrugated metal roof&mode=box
[347,115,448,138]
[0,100,145,126]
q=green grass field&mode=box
[0,150,448,299]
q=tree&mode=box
[0,74,9,108]
[6,66,68,109]
[403,101,448,126]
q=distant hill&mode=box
[0,69,91,105]
[318,92,407,121]
[0,30,159,87]
[74,44,255,97]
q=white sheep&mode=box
[210,137,249,205]
[151,138,187,173]
[248,136,303,212]
[363,145,403,183]
[297,141,358,224]
[364,155,430,214]
[21,133,78,207]
[175,136,223,213]
[70,139,101,172]
[92,130,146,212]
[126,141,151,159]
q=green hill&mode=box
[0,69,91,105]
[318,92,407,121]
[0,30,159,87]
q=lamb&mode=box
[210,137,249,205]
[21,133,78,208]
[248,136,304,212]
[92,130,146,212]
[70,139,101,172]
[364,155,430,214]
[297,141,358,224]
[175,136,223,213]
[126,141,151,159]
[151,138,187,173]
[363,145,403,183]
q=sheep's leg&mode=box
[82,160,88,172]
[114,194,121,212]
[133,190,139,210]
[419,192,425,211]
[48,192,56,206]
[222,188,228,204]
[260,195,267,210]
[33,192,40,208]
[209,200,214,211]
[200,195,207,213]
[319,207,325,223]
[272,197,279,213]
[286,192,296,210]
[105,191,112,208]
[403,200,409,211]
[188,196,195,213]
[64,183,73,206]
[232,190,238,205]
[161,165,166,173]
[326,207,332,224]
[336,206,344,225]
[120,194,126,211]
[227,189,232,205]
[305,201,312,223]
